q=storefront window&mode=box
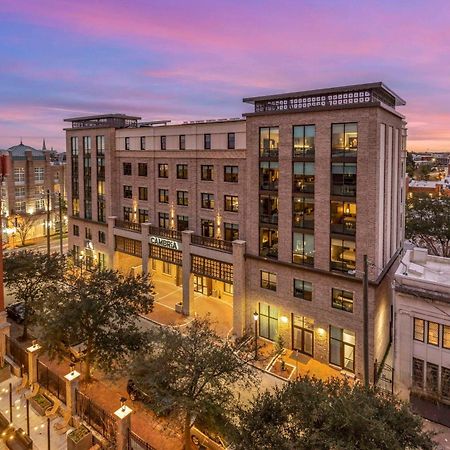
[330,239,356,272]
[292,233,314,266]
[259,303,278,341]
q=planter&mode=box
[67,425,93,450]
[0,365,11,383]
[175,302,183,314]
[268,357,296,380]
[30,393,53,416]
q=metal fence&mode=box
[36,360,66,403]
[128,430,156,450]
[5,335,29,374]
[75,389,117,445]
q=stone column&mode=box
[232,240,246,338]
[394,308,412,400]
[107,216,117,269]
[181,230,194,316]
[64,369,80,415]
[114,404,132,450]
[141,223,150,276]
[26,343,41,384]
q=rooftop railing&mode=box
[191,234,233,253]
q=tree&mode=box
[233,376,435,450]
[13,213,41,246]
[406,151,416,178]
[130,317,257,449]
[4,251,66,340]
[38,268,155,381]
[417,164,433,181]
[406,194,450,257]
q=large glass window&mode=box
[260,228,278,259]
[224,166,238,183]
[292,315,314,356]
[428,321,439,346]
[332,123,358,158]
[260,195,278,225]
[330,201,356,235]
[292,233,314,266]
[293,125,315,158]
[426,362,439,394]
[293,279,312,301]
[259,303,278,341]
[96,135,104,153]
[14,168,25,183]
[293,162,314,193]
[330,239,356,272]
[413,318,425,342]
[332,288,354,313]
[224,223,239,241]
[331,163,357,197]
[329,326,355,372]
[293,197,314,229]
[159,212,169,229]
[201,219,214,238]
[224,195,239,212]
[412,358,424,389]
[259,127,279,157]
[260,161,279,190]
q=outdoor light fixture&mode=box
[280,315,288,324]
[120,397,127,412]
[253,311,258,322]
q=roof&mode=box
[7,143,46,160]
[63,113,141,122]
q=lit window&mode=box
[260,271,277,291]
[427,321,439,346]
[413,318,425,342]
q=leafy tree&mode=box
[417,163,433,181]
[13,213,41,246]
[130,317,257,449]
[406,194,450,257]
[406,151,416,178]
[233,376,435,450]
[38,268,155,381]
[4,251,66,340]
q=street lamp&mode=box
[253,311,259,360]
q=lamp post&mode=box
[253,311,259,360]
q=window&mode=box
[293,197,314,229]
[140,136,146,150]
[258,303,278,341]
[159,212,169,229]
[71,137,79,156]
[177,164,188,179]
[224,195,238,212]
[259,127,279,157]
[123,207,132,221]
[260,161,279,190]
[96,135,105,154]
[98,201,105,223]
[139,187,148,201]
[201,165,213,181]
[426,362,439,394]
[224,223,239,241]
[332,123,358,158]
[72,198,79,217]
[201,193,214,209]
[293,125,315,157]
[98,230,106,244]
[138,163,147,176]
[123,163,132,176]
[98,252,106,271]
[179,135,186,150]
[160,136,166,150]
[83,136,92,152]
[330,238,356,272]
[331,163,357,197]
[293,162,314,193]
[227,132,235,150]
[224,283,233,294]
[163,262,171,275]
[413,318,425,342]
[125,137,130,150]
[97,180,105,197]
[204,134,211,150]
[260,271,277,291]
[158,163,168,178]
[35,198,45,211]
[15,187,25,198]
[159,189,169,203]
[177,191,188,206]
[34,167,45,182]
[138,209,149,223]
[293,233,314,266]
[123,185,132,199]
[332,288,354,312]
[442,367,450,399]
[330,201,356,235]
[412,358,424,389]
[14,168,25,183]
[260,228,278,259]
[294,279,312,301]
[15,201,26,212]
[177,215,189,231]
[201,219,214,238]
[428,321,439,346]
[224,166,238,182]
[73,225,79,236]
[85,227,92,240]
[443,325,450,349]
[329,326,355,372]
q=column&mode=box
[114,403,132,450]
[232,240,246,337]
[64,369,80,415]
[181,230,194,316]
[394,308,412,400]
[107,216,117,269]
[0,312,10,369]
[141,223,150,276]
[26,343,41,384]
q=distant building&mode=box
[394,248,450,426]
[407,174,450,198]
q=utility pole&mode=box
[58,192,63,255]
[363,254,369,388]
[46,190,51,257]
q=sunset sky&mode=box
[1,0,450,152]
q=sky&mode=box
[1,0,450,152]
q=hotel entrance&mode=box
[194,275,210,295]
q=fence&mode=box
[36,359,67,403]
[5,335,29,374]
[128,430,156,450]
[75,389,117,445]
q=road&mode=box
[5,236,68,256]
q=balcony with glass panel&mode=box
[292,197,314,229]
[260,162,279,191]
[292,232,314,266]
[332,123,358,159]
[330,239,356,273]
[260,127,279,158]
[293,162,314,194]
[293,125,315,159]
[330,201,356,235]
[260,195,278,225]
[331,163,356,197]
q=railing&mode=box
[5,335,29,374]
[128,430,156,450]
[259,214,278,225]
[114,219,142,233]
[293,147,315,158]
[260,182,279,191]
[148,226,182,241]
[37,360,66,404]
[293,181,315,193]
[331,185,357,197]
[260,148,279,158]
[191,234,233,253]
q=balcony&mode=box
[191,234,233,253]
[293,147,315,159]
[259,214,278,225]
[148,225,182,241]
[331,185,357,197]
[114,219,142,233]
[293,181,314,194]
[260,148,279,158]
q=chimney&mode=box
[411,247,428,264]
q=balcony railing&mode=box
[114,219,142,233]
[293,147,315,158]
[293,181,314,193]
[191,234,233,253]
[260,214,278,225]
[331,185,357,197]
[148,226,182,241]
[260,148,279,158]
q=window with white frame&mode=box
[14,168,25,183]
[34,167,45,182]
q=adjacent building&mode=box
[65,82,407,383]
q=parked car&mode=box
[59,339,87,363]
[190,417,232,450]
[6,301,25,324]
[127,379,174,417]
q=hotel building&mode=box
[65,82,406,383]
